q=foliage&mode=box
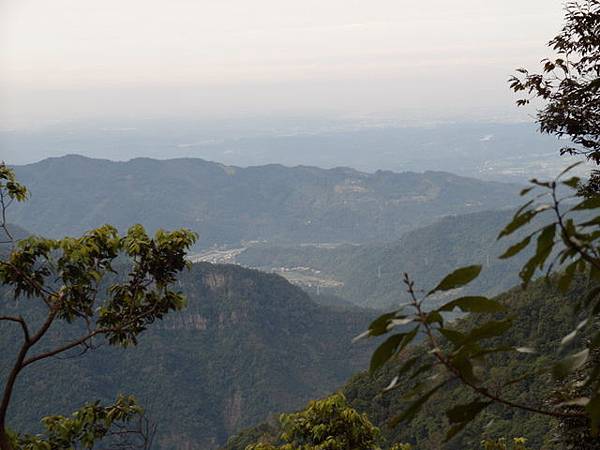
[511,0,600,164]
[481,437,528,450]
[7,395,153,450]
[244,394,382,450]
[358,163,600,444]
[0,164,197,450]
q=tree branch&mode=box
[404,274,584,420]
[0,316,30,342]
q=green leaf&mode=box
[409,363,434,380]
[530,178,553,188]
[444,400,493,442]
[499,234,533,259]
[370,334,405,374]
[397,356,420,377]
[557,161,584,179]
[580,217,600,228]
[552,349,589,380]
[451,355,480,385]
[572,196,600,211]
[558,261,578,293]
[384,356,421,391]
[427,266,482,296]
[424,310,444,325]
[520,186,535,196]
[389,383,445,427]
[368,312,401,337]
[444,423,469,442]
[497,209,537,239]
[369,327,419,374]
[562,176,581,189]
[462,318,513,345]
[398,327,419,354]
[439,329,466,347]
[445,399,492,427]
[439,296,506,314]
[519,224,556,285]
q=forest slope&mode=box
[237,209,534,309]
[225,276,587,450]
[1,263,374,450]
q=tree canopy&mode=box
[511,0,600,164]
[245,393,384,450]
[0,163,197,450]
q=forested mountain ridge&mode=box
[1,262,375,450]
[10,155,520,246]
[237,209,535,309]
[225,276,589,450]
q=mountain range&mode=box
[10,155,520,247]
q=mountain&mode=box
[2,263,375,450]
[237,209,536,309]
[2,120,569,184]
[225,276,588,450]
[10,155,520,247]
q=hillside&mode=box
[11,155,520,246]
[225,276,588,450]
[237,209,535,309]
[1,262,375,450]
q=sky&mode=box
[0,0,566,128]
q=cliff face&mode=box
[2,262,374,449]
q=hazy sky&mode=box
[0,0,565,128]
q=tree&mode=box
[481,438,529,450]
[510,0,600,191]
[511,0,600,162]
[0,163,197,450]
[6,395,157,450]
[245,393,383,450]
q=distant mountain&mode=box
[237,209,537,309]
[2,262,374,450]
[2,120,571,183]
[11,155,520,247]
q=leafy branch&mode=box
[362,164,600,441]
[0,164,197,450]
